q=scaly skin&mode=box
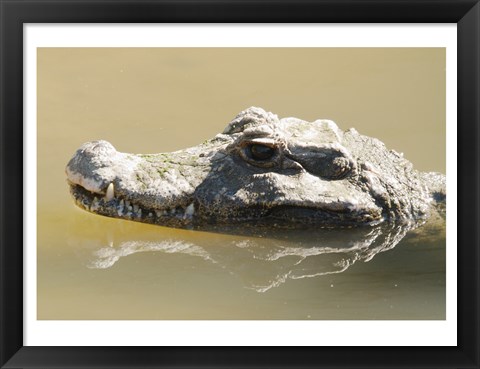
[66,107,446,229]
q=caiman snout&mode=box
[66,140,119,194]
[66,138,198,227]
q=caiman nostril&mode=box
[81,140,117,157]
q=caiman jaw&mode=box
[68,178,382,228]
[68,182,196,227]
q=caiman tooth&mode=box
[184,203,195,219]
[105,182,114,201]
[91,197,100,211]
[81,198,90,210]
[185,203,195,216]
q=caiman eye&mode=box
[248,144,275,161]
[236,138,279,168]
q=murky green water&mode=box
[37,48,446,319]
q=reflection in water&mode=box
[70,219,426,293]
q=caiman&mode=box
[66,107,446,229]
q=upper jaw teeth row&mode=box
[77,182,195,220]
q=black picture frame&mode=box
[1,1,479,368]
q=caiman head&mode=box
[66,107,445,229]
